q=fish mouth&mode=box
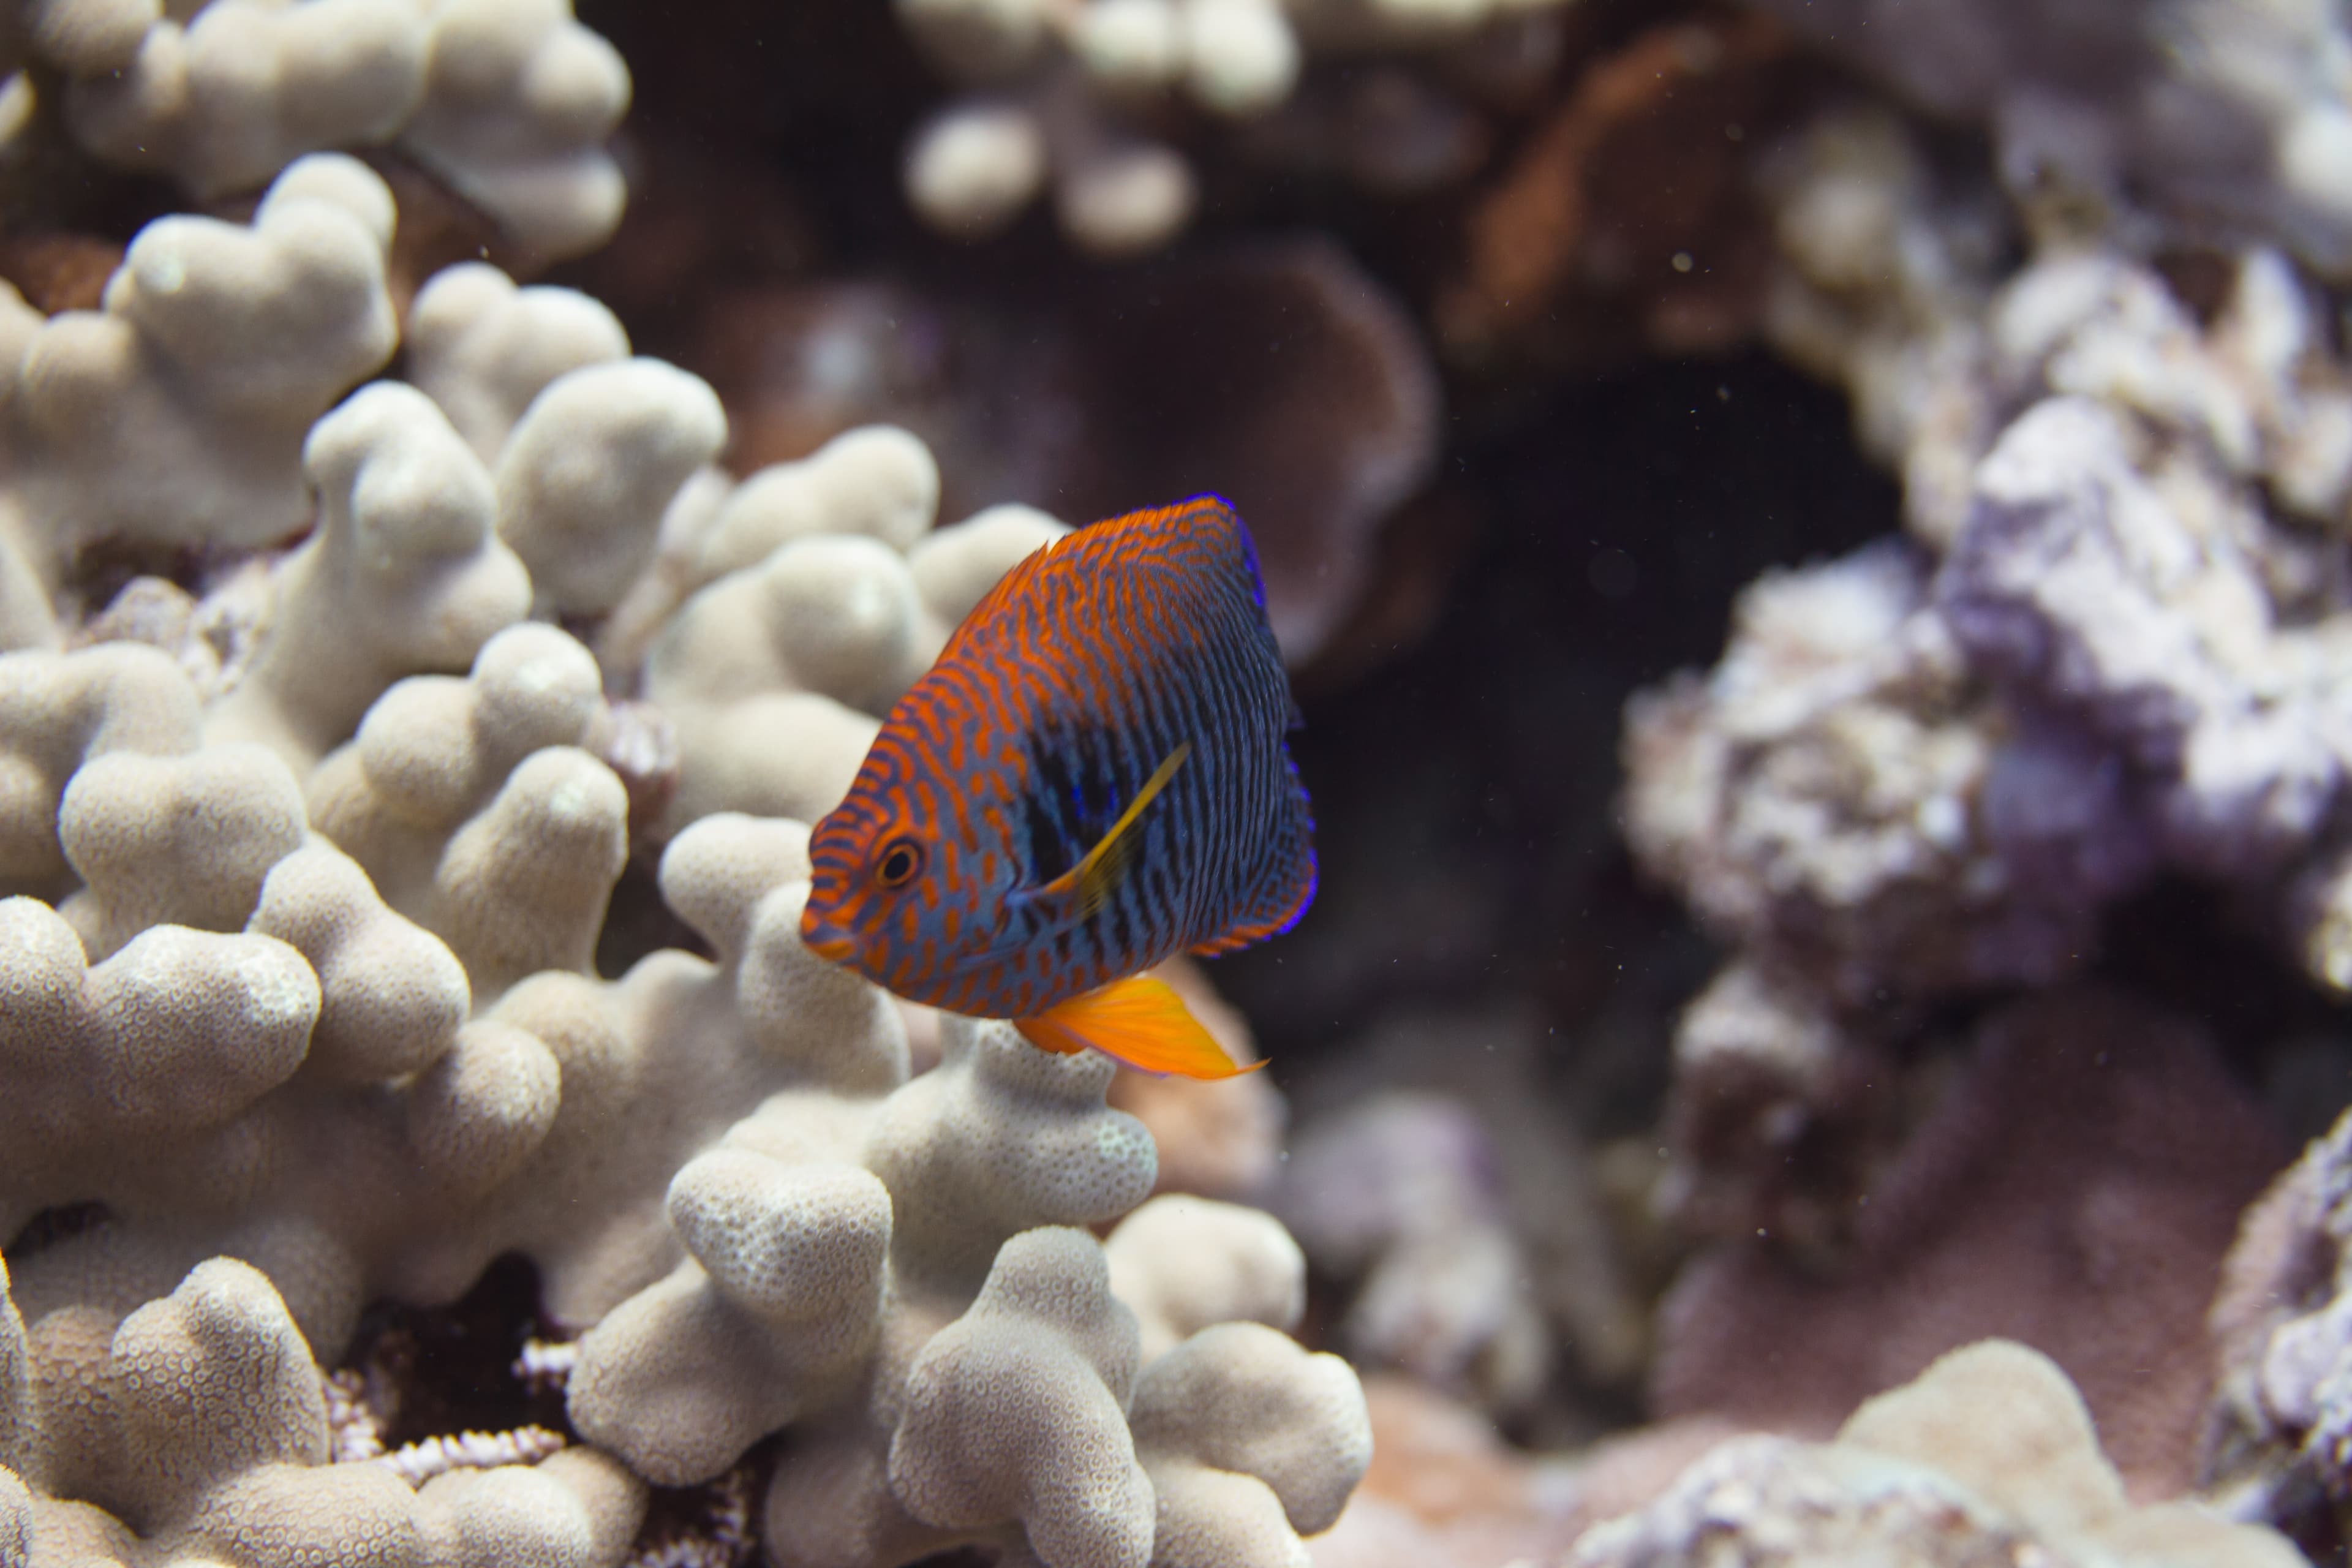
[799,915,858,965]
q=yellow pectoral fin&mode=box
[1036,742,1190,921]
[1015,975,1262,1080]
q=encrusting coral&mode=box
[0,109,1371,1566]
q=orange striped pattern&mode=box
[801,496,1316,1020]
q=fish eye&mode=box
[874,837,925,888]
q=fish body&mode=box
[801,496,1315,1077]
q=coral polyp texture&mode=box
[0,142,1366,1566]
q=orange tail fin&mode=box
[1016,976,1264,1080]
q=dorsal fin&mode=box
[1035,742,1190,920]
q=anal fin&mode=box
[1016,975,1261,1080]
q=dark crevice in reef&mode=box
[344,1251,564,1450]
[2096,875,2352,1146]
[4,1200,111,1261]
[1215,347,1900,1120]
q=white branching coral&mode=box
[0,1256,647,1566]
[568,1028,1363,1568]
[16,0,629,264]
[891,0,1572,253]
[0,155,398,618]
[0,153,1360,1568]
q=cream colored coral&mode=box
[1,1257,27,1477]
[0,1463,26,1568]
[404,262,631,461]
[401,0,631,265]
[4,1257,646,1567]
[889,1227,1153,1568]
[568,1008,1161,1499]
[636,447,1071,837]
[12,823,576,1357]
[636,815,910,1095]
[0,0,156,77]
[899,0,1550,254]
[643,541,914,831]
[905,502,1068,628]
[1102,1195,1305,1362]
[699,428,941,580]
[54,742,309,958]
[905,101,1049,239]
[567,986,1362,1568]
[21,0,626,265]
[461,813,908,1329]
[429,745,627,994]
[867,1019,1159,1298]
[657,535,932,717]
[205,379,530,769]
[593,426,989,834]
[0,643,200,895]
[494,358,727,618]
[1055,135,1197,255]
[312,650,628,989]
[307,621,605,910]
[0,155,396,567]
[567,1148,894,1485]
[1128,1322,1371,1568]
[61,0,427,199]
[0,897,318,1243]
[246,838,469,1085]
[597,426,933,683]
[3,877,557,1354]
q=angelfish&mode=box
[799,496,1316,1079]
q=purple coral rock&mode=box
[1939,395,2344,874]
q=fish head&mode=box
[802,730,1025,1005]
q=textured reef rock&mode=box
[1575,1340,2300,1568]
[1615,57,2352,1553]
[0,145,1366,1567]
[2206,1098,2352,1542]
[1628,224,2352,1023]
[1626,102,2352,1321]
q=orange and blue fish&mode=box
[799,496,1316,1079]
